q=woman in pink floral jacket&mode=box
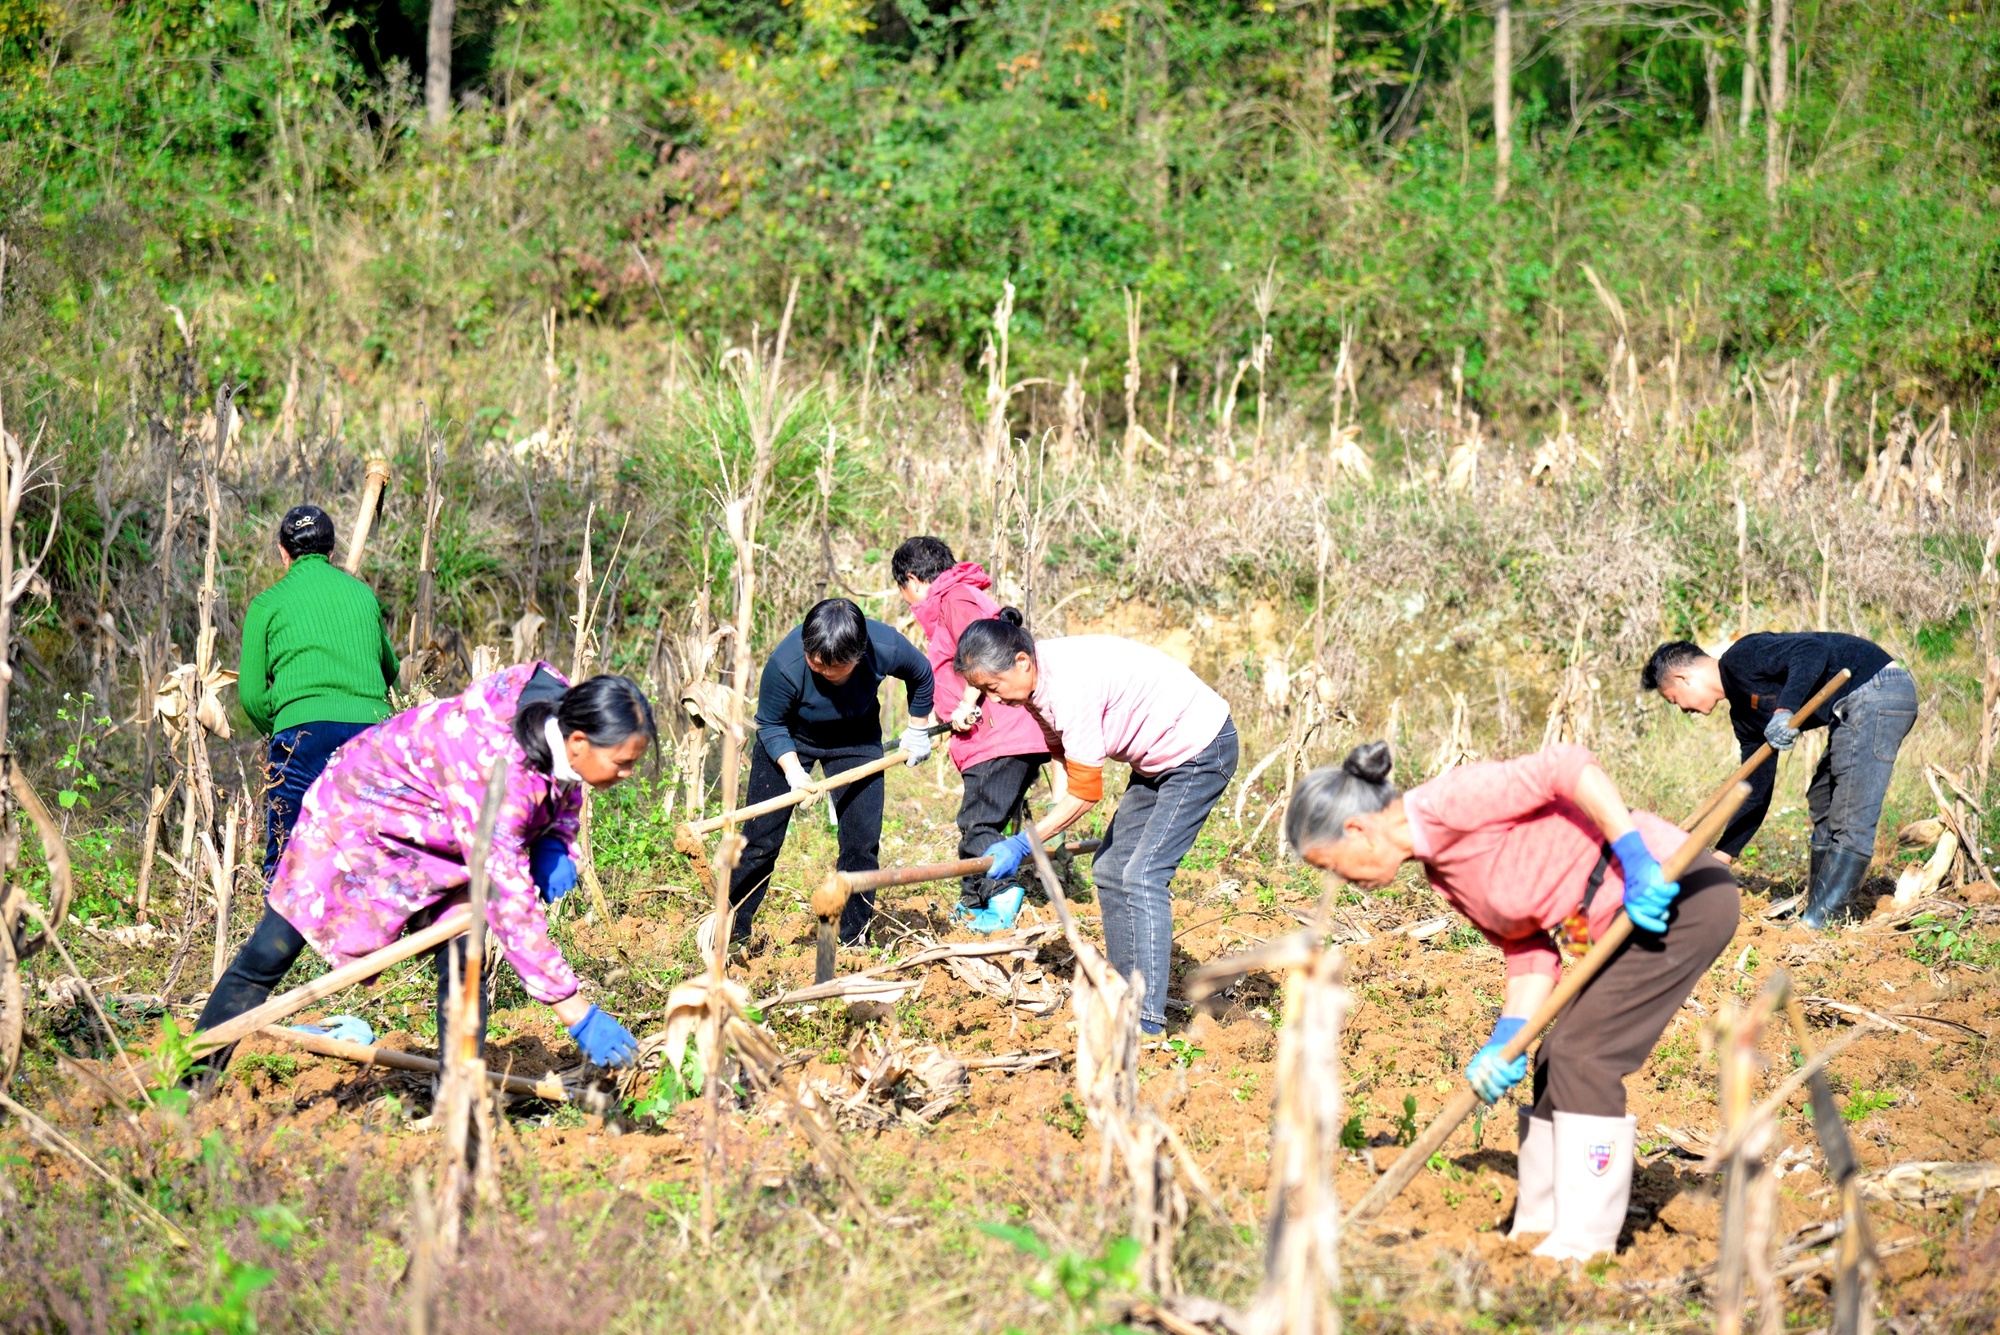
[198,664,655,1070]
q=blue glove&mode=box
[529,835,577,904]
[567,1005,638,1068]
[1613,829,1679,934]
[292,1014,376,1046]
[983,832,1034,880]
[1466,1016,1529,1104]
[1763,709,1800,752]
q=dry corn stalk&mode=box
[435,759,509,1254]
[1715,976,1787,1335]
[1023,833,1206,1295]
[1245,935,1349,1335]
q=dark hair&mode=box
[954,607,1034,678]
[1640,640,1710,692]
[1284,742,1400,855]
[892,536,957,587]
[801,598,869,665]
[279,505,336,558]
[515,674,657,775]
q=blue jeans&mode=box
[1810,665,1918,860]
[265,720,375,879]
[1091,719,1238,1030]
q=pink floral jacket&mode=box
[268,663,584,1003]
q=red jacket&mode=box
[1403,745,1689,981]
[909,563,1049,770]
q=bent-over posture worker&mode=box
[1286,742,1740,1261]
[726,598,936,948]
[1643,632,1917,927]
[197,666,654,1070]
[237,505,400,878]
[894,536,1052,931]
[956,615,1237,1033]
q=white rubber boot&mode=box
[1532,1111,1637,1261]
[1509,1110,1555,1238]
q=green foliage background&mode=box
[3,0,1997,423]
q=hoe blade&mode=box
[815,918,838,984]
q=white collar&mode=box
[544,717,583,784]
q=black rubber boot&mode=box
[1802,847,1872,929]
[1801,843,1827,915]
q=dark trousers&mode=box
[265,720,374,879]
[195,905,489,1067]
[728,740,885,944]
[1093,719,1238,1030]
[1529,851,1740,1118]
[954,752,1051,907]
[1809,665,1919,860]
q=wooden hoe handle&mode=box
[192,911,471,1054]
[1348,781,1751,1225]
[682,726,951,839]
[1682,668,1850,830]
[811,840,1102,918]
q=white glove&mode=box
[900,724,934,766]
[949,701,984,733]
[779,758,814,793]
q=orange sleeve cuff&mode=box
[1064,760,1104,802]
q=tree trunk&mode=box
[1705,38,1726,146]
[1739,0,1762,136]
[426,0,456,127]
[1492,0,1513,202]
[1764,0,1791,199]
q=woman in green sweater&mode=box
[239,505,400,878]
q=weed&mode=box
[1394,1094,1420,1147]
[1908,912,2000,969]
[121,1242,273,1335]
[1339,1114,1368,1151]
[1164,1036,1204,1068]
[976,1223,1141,1314]
[1842,1089,1897,1122]
[628,1047,703,1122]
[1043,1094,1087,1140]
[230,1054,299,1087]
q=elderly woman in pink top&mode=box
[1284,741,1739,1263]
[196,665,655,1071]
[893,537,1052,931]
[955,613,1238,1033]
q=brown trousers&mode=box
[1529,850,1741,1118]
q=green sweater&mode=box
[237,554,400,735]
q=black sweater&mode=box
[754,620,935,759]
[1716,631,1893,857]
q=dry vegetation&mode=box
[0,269,1997,1332]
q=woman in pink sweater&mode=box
[893,538,1051,930]
[1284,741,1739,1262]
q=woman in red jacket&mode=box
[1284,742,1739,1261]
[893,537,1052,931]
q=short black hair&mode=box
[279,505,336,558]
[1641,640,1710,692]
[892,536,957,587]
[801,598,869,665]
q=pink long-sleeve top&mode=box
[909,563,1049,771]
[1026,635,1232,777]
[1402,744,1688,982]
[268,662,585,1003]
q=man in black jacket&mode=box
[1642,632,1918,928]
[725,598,936,949]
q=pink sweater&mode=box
[909,563,1049,770]
[1027,635,1232,777]
[1403,745,1688,981]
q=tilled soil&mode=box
[22,834,2000,1328]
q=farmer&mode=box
[237,505,400,878]
[893,537,1052,932]
[1284,741,1740,1261]
[1642,633,1917,928]
[196,666,654,1071]
[954,615,1238,1034]
[725,598,936,949]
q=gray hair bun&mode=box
[1342,741,1394,785]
